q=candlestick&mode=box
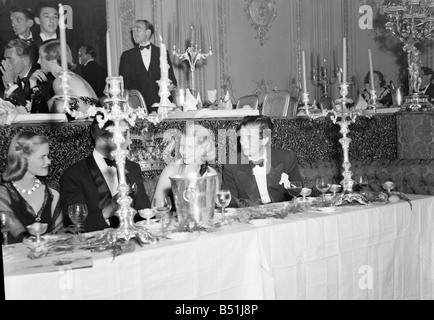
[302,51,307,92]
[58,4,67,72]
[106,29,112,77]
[343,37,347,83]
[369,49,374,91]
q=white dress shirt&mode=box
[140,42,151,70]
[93,150,118,196]
[250,150,271,204]
[39,33,57,42]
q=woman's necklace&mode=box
[12,178,42,195]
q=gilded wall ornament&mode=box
[244,0,277,46]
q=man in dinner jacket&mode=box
[119,19,177,114]
[60,118,151,232]
[221,115,303,208]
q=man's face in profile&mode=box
[239,124,269,160]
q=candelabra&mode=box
[304,82,371,206]
[381,0,434,111]
[311,65,340,110]
[55,72,162,243]
[172,37,212,96]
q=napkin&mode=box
[197,92,203,109]
[279,173,296,189]
[207,89,217,103]
[184,89,198,111]
[223,90,232,109]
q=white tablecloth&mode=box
[3,195,434,300]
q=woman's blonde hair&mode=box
[39,39,77,70]
[182,124,216,163]
[2,132,49,182]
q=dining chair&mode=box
[127,89,148,115]
[261,90,291,116]
[235,94,259,110]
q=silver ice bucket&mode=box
[170,173,218,229]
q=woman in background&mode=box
[0,131,62,243]
[38,40,98,115]
[359,70,393,108]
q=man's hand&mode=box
[102,193,121,219]
[1,60,17,87]
[29,70,48,88]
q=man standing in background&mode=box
[78,44,107,98]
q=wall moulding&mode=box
[244,0,277,46]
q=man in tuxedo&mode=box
[119,20,177,114]
[1,39,50,112]
[78,45,107,98]
[421,67,434,103]
[60,118,151,233]
[33,2,59,47]
[221,115,303,207]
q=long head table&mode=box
[3,195,434,300]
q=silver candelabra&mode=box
[56,72,163,243]
[303,82,372,206]
[311,64,340,110]
[172,30,212,96]
[381,0,434,111]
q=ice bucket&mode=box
[170,173,218,229]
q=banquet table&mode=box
[3,195,434,300]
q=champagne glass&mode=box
[316,177,331,202]
[1,212,12,250]
[215,190,232,223]
[68,204,88,236]
[151,197,172,233]
[286,181,303,205]
[330,184,342,197]
[382,181,395,194]
[26,222,48,244]
[139,208,155,225]
[354,175,368,195]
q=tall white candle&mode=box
[302,51,307,93]
[190,25,195,46]
[369,49,374,91]
[159,35,169,80]
[106,29,112,77]
[343,37,347,83]
[58,4,67,72]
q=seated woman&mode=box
[357,70,393,109]
[37,40,99,115]
[0,132,63,244]
[152,124,218,204]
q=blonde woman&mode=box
[37,40,98,114]
[152,124,218,203]
[0,131,62,244]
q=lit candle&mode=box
[159,35,169,80]
[343,37,347,83]
[302,51,307,93]
[207,18,212,48]
[58,4,67,72]
[106,29,112,77]
[369,49,374,91]
[190,25,195,46]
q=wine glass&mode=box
[286,181,303,205]
[139,209,155,225]
[316,177,331,202]
[26,222,48,244]
[1,212,13,250]
[215,190,232,223]
[68,204,88,236]
[354,175,368,195]
[151,197,172,233]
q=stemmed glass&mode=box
[215,190,232,223]
[151,197,172,233]
[354,175,369,195]
[68,204,88,236]
[316,177,331,202]
[26,222,48,244]
[139,209,155,225]
[286,181,303,205]
[382,181,395,194]
[330,184,342,197]
[1,212,12,250]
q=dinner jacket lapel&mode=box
[267,163,285,203]
[85,156,112,210]
[134,47,148,73]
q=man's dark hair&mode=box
[10,6,34,20]
[422,67,434,79]
[81,45,97,59]
[34,2,58,19]
[5,38,34,62]
[136,19,155,36]
[238,115,274,139]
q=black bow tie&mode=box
[104,158,117,168]
[249,160,264,169]
[139,44,150,50]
